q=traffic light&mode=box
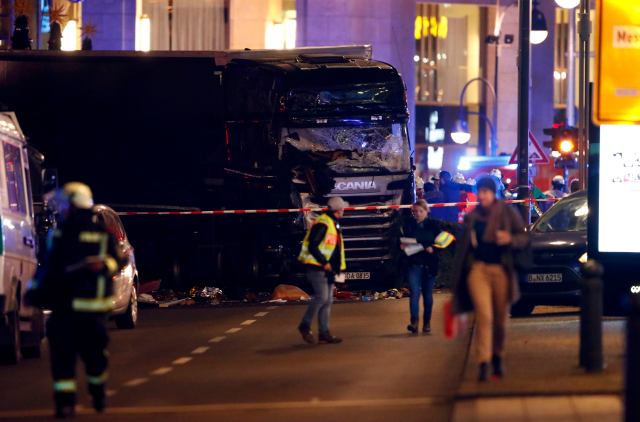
[543,125,578,158]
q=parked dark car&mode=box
[92,205,139,329]
[511,191,588,316]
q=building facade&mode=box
[0,0,577,182]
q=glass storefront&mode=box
[414,2,486,177]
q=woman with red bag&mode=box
[451,176,529,382]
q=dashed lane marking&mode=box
[208,336,226,343]
[241,319,256,326]
[267,306,279,310]
[150,367,173,376]
[0,397,442,418]
[191,346,210,355]
[254,312,269,317]
[225,327,242,334]
[106,390,117,397]
[172,356,193,365]
[123,378,149,387]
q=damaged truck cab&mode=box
[220,47,414,286]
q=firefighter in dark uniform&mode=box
[26,183,125,418]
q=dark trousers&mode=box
[407,265,435,325]
[47,313,109,407]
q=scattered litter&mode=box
[271,284,311,301]
[137,293,157,305]
[386,288,401,299]
[244,290,272,303]
[188,286,225,304]
[263,298,288,304]
[159,298,187,308]
[151,289,180,302]
[335,290,355,300]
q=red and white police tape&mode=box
[116,198,560,216]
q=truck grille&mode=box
[338,194,401,263]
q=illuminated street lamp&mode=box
[530,0,549,45]
[453,78,498,153]
[451,120,471,145]
[555,0,580,9]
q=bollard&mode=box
[625,293,640,422]
[579,259,604,372]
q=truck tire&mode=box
[115,285,138,329]
[0,309,22,364]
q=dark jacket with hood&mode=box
[452,201,530,313]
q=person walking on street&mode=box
[401,200,457,334]
[297,197,347,344]
[25,183,125,418]
[452,177,529,382]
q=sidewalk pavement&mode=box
[452,306,625,421]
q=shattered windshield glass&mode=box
[281,123,410,173]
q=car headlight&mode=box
[578,252,588,264]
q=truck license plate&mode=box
[345,272,371,280]
[527,273,563,283]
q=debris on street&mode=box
[271,284,311,301]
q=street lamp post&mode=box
[453,77,498,155]
[577,0,591,190]
[517,0,531,222]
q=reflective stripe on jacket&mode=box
[298,213,346,271]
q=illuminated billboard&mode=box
[598,124,640,253]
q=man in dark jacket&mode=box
[431,171,473,222]
[26,183,125,418]
[297,197,347,345]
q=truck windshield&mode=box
[281,123,410,174]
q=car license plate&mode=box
[527,273,563,283]
[345,272,371,280]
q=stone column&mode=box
[297,0,416,146]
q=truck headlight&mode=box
[578,252,588,264]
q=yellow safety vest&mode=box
[298,213,346,271]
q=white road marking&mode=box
[106,390,117,397]
[267,306,279,310]
[172,356,193,365]
[241,319,256,326]
[254,312,269,317]
[191,346,209,355]
[225,327,242,334]
[123,378,149,387]
[0,397,442,418]
[150,367,173,376]
[208,336,226,343]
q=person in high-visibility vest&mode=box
[297,197,347,344]
[25,183,125,418]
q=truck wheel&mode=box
[0,310,22,364]
[115,285,138,329]
[510,300,535,317]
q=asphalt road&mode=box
[0,293,470,421]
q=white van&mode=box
[0,112,43,364]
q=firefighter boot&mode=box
[88,383,106,413]
[54,392,76,419]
